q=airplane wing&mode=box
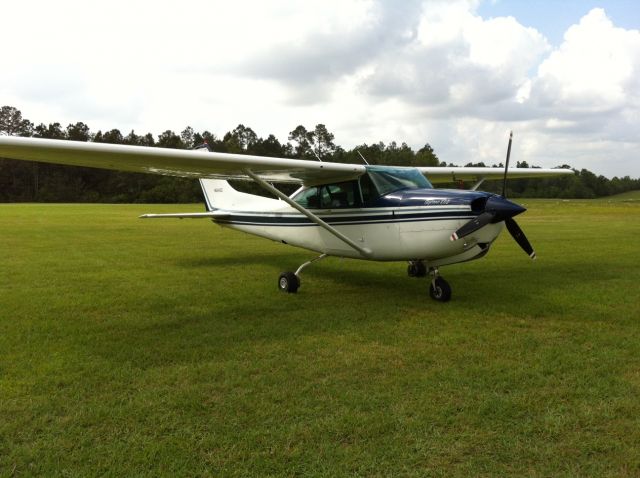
[0,136,365,185]
[0,136,573,186]
[418,166,573,184]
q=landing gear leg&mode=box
[407,260,427,277]
[278,253,328,294]
[428,267,452,302]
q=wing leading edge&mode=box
[0,136,573,186]
[0,136,365,185]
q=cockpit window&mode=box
[319,181,359,208]
[366,166,432,196]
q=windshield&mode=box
[366,166,433,196]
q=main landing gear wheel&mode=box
[429,277,452,302]
[407,261,427,277]
[278,271,300,293]
[278,254,327,294]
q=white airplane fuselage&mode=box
[221,207,503,263]
[201,179,504,266]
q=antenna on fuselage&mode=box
[356,150,370,165]
[501,131,513,197]
[311,149,323,162]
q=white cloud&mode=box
[520,7,640,174]
[1,1,639,177]
[532,8,640,114]
[364,1,550,115]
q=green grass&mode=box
[1,199,639,477]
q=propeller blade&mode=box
[450,211,494,241]
[505,217,536,259]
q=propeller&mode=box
[505,217,536,259]
[450,131,536,260]
[450,211,493,241]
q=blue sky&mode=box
[478,0,639,46]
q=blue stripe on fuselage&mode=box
[214,209,475,227]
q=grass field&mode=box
[1,198,640,477]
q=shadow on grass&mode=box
[173,249,618,323]
[77,250,624,372]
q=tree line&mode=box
[1,106,638,203]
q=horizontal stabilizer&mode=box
[139,212,230,219]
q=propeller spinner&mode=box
[450,131,536,259]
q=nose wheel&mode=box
[428,268,452,302]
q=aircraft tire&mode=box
[278,271,300,293]
[429,277,451,302]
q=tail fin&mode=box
[198,179,282,212]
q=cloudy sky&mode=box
[2,0,639,177]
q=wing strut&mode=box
[470,177,486,191]
[242,168,372,258]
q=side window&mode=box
[320,181,361,208]
[359,173,379,205]
[293,186,320,208]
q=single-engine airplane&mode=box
[0,132,572,301]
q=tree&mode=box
[288,124,337,160]
[0,106,33,136]
[288,125,314,158]
[124,130,142,145]
[223,124,258,153]
[33,122,65,139]
[253,134,286,157]
[310,124,337,160]
[140,133,155,147]
[101,129,125,144]
[414,143,441,166]
[383,141,413,166]
[66,122,91,142]
[157,130,183,149]
[181,126,195,149]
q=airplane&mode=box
[0,132,572,301]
